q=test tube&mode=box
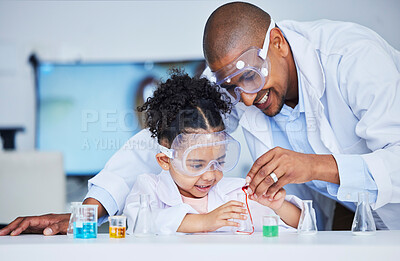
[263,215,279,237]
[109,215,127,238]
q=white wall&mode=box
[0,0,399,150]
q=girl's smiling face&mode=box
[157,143,226,198]
[169,167,223,198]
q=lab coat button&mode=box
[346,193,351,200]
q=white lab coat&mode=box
[89,20,400,229]
[122,170,300,234]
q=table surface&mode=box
[1,231,399,261]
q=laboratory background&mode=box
[0,0,399,238]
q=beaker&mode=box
[133,194,155,237]
[73,205,98,239]
[351,192,376,235]
[109,215,127,238]
[297,200,317,235]
[67,202,82,237]
[263,215,279,237]
[233,192,253,234]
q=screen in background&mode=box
[36,60,206,175]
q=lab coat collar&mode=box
[238,105,274,149]
[280,25,326,99]
[296,66,306,113]
[156,170,184,206]
[281,24,341,154]
[156,170,246,210]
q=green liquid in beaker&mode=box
[263,225,278,237]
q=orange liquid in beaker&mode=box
[109,227,126,238]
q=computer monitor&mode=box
[36,60,206,175]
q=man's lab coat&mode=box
[88,20,400,229]
[122,170,300,234]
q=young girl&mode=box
[123,71,302,234]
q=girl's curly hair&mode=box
[137,69,232,146]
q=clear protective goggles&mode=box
[213,19,275,104]
[159,131,241,177]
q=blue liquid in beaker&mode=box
[73,221,97,239]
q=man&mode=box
[202,2,400,230]
[1,2,399,236]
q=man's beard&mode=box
[263,89,285,117]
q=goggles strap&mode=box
[159,145,173,158]
[258,18,275,59]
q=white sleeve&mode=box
[338,41,400,209]
[123,174,196,235]
[88,129,162,214]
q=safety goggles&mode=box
[213,18,275,104]
[159,131,240,177]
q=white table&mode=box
[1,231,399,261]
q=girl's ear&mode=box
[156,153,170,170]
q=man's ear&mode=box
[156,153,170,170]
[270,28,289,57]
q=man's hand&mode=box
[0,198,107,236]
[0,213,71,236]
[202,200,247,232]
[246,147,339,200]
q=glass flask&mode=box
[133,194,155,237]
[351,192,376,235]
[233,192,254,234]
[67,202,82,237]
[297,200,317,235]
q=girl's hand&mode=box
[250,188,286,211]
[202,200,247,232]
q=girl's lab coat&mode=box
[123,170,301,234]
[89,20,400,229]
